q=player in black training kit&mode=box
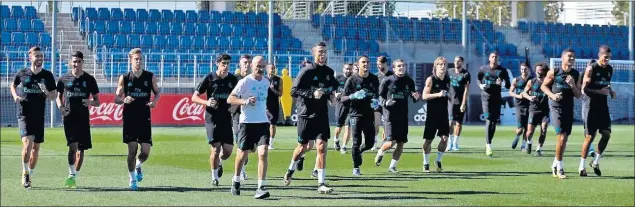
[447,56,470,151]
[521,63,550,156]
[341,55,379,176]
[581,60,598,157]
[333,63,354,153]
[11,47,57,189]
[477,52,511,157]
[509,62,531,152]
[373,56,393,150]
[374,59,420,173]
[578,46,616,177]
[266,63,283,150]
[115,48,161,190]
[56,51,100,188]
[231,54,251,180]
[541,49,582,179]
[191,54,237,186]
[422,57,451,172]
[283,42,337,194]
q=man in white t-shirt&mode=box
[227,55,272,199]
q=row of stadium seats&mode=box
[1,46,58,61]
[1,32,52,46]
[0,5,38,19]
[73,7,281,25]
[87,34,302,50]
[0,61,67,77]
[80,20,292,38]
[518,21,630,36]
[332,39,380,53]
[1,19,46,32]
[543,45,632,60]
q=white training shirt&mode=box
[231,74,270,123]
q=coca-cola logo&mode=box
[172,98,205,121]
[89,102,124,121]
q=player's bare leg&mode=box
[268,125,276,150]
[283,142,312,186]
[126,142,139,190]
[590,130,610,176]
[422,139,434,172]
[231,149,249,195]
[340,126,350,154]
[436,136,448,172]
[65,142,80,188]
[375,140,393,166]
[28,143,40,175]
[255,145,270,199]
[578,134,595,176]
[552,134,568,179]
[210,143,222,185]
[315,139,333,194]
[135,143,151,182]
[216,143,233,181]
[20,136,34,188]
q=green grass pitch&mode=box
[1,125,633,206]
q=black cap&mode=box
[71,51,84,60]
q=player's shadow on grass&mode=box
[42,186,222,192]
[277,194,451,201]
[337,190,518,196]
[326,174,489,181]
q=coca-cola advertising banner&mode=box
[89,93,205,126]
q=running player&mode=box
[333,63,354,153]
[227,56,272,199]
[231,54,251,180]
[374,59,420,172]
[373,56,393,150]
[447,56,470,151]
[56,51,100,188]
[191,54,237,186]
[115,48,161,190]
[477,52,511,157]
[266,63,282,150]
[10,46,57,188]
[509,62,531,151]
[422,57,451,172]
[579,45,615,177]
[541,49,582,179]
[283,42,337,194]
[581,59,597,157]
[341,55,379,176]
[521,63,550,156]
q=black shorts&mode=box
[448,104,465,124]
[384,119,408,143]
[268,105,280,125]
[349,116,375,145]
[528,108,550,126]
[205,113,234,145]
[296,116,330,144]
[335,106,350,127]
[424,114,449,140]
[63,116,92,150]
[584,107,611,135]
[515,105,529,128]
[18,115,44,143]
[123,116,152,145]
[236,123,270,151]
[550,106,573,136]
[481,94,501,122]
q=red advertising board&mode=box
[88,93,206,125]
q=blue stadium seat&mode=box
[208,24,220,35]
[31,19,44,32]
[179,36,192,48]
[1,5,10,19]
[185,10,197,22]
[18,19,31,31]
[158,22,170,35]
[120,21,132,34]
[1,32,11,44]
[153,35,166,48]
[11,6,24,18]
[40,33,51,45]
[195,23,207,35]
[132,21,145,34]
[145,22,158,34]
[140,35,153,48]
[128,35,140,47]
[161,9,173,22]
[149,9,161,22]
[114,34,127,48]
[197,10,210,23]
[170,22,183,35]
[242,37,255,49]
[183,23,195,35]
[137,9,148,22]
[192,36,204,49]
[221,11,234,23]
[174,10,185,22]
[204,36,217,49]
[98,8,111,20]
[210,11,222,23]
[107,21,119,34]
[217,36,230,48]
[86,7,97,20]
[111,8,123,21]
[4,19,17,31]
[246,12,257,24]
[124,8,136,21]
[94,20,106,34]
[255,38,267,49]
[101,34,114,47]
[25,32,38,45]
[256,12,267,24]
[233,24,244,36]
[229,37,242,49]
[24,6,37,19]
[256,27,267,38]
[219,24,232,36]
[235,12,245,23]
[166,35,179,48]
